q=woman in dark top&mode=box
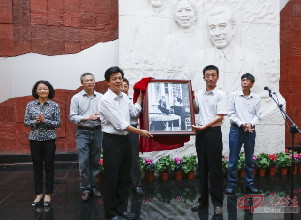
[24,80,60,207]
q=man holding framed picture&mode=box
[191,65,227,215]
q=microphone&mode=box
[264,86,276,94]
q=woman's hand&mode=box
[36,114,45,123]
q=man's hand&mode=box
[138,129,153,138]
[241,123,254,133]
[192,125,206,131]
[192,91,199,114]
[90,114,100,121]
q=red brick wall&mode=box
[0,81,108,154]
[280,0,301,146]
[0,0,118,56]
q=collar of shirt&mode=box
[202,87,220,96]
[81,89,97,98]
[34,99,50,105]
[106,89,124,100]
[238,90,254,99]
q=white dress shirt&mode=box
[228,90,261,127]
[195,87,228,127]
[99,89,142,135]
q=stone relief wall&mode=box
[119,0,285,158]
[0,0,118,57]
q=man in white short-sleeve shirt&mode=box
[191,65,227,215]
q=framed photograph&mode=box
[143,79,195,135]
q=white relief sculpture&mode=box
[152,0,203,74]
[119,0,284,157]
[149,0,166,8]
[187,2,284,156]
[148,0,167,13]
[173,0,198,32]
[190,4,265,96]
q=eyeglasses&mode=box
[83,79,95,83]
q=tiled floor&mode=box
[0,163,301,220]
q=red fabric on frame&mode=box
[133,77,190,153]
[133,77,153,103]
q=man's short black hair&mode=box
[203,65,219,77]
[123,78,129,86]
[32,80,55,99]
[241,73,255,82]
[104,66,124,81]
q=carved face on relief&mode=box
[149,0,165,8]
[174,0,197,29]
[207,8,235,49]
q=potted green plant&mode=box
[255,153,270,176]
[156,155,175,180]
[268,154,277,176]
[182,155,197,179]
[143,158,156,182]
[276,152,292,175]
[290,152,299,174]
[237,152,245,177]
[173,157,183,180]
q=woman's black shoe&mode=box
[44,201,51,207]
[31,201,41,207]
[31,196,43,207]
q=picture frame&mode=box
[143,79,195,135]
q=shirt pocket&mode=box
[206,99,217,115]
[247,104,256,115]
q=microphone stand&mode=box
[267,90,301,202]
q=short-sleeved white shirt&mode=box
[195,87,228,126]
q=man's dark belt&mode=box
[77,125,101,130]
[205,126,221,131]
[197,126,221,132]
[103,132,127,139]
[131,124,138,128]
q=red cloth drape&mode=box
[133,77,190,153]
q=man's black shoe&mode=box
[214,206,223,214]
[81,192,91,201]
[246,185,258,193]
[225,186,235,194]
[191,202,208,211]
[120,212,135,220]
[134,186,144,196]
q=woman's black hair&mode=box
[32,80,55,99]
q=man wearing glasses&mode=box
[70,73,102,201]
